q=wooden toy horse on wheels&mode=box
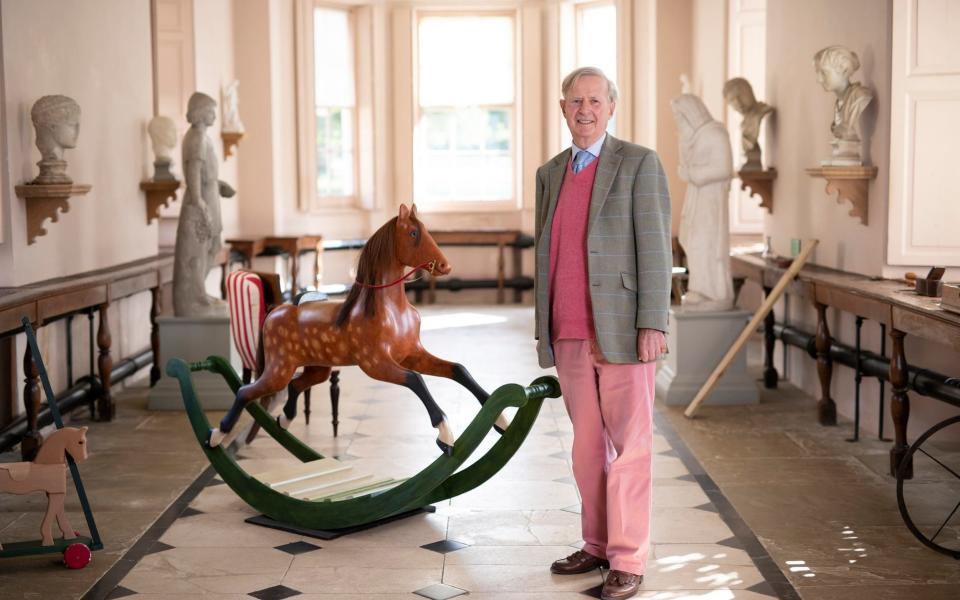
[209,204,509,454]
[0,427,88,548]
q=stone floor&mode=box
[1,304,957,599]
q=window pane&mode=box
[418,16,514,106]
[314,8,355,106]
[577,3,617,81]
[316,107,355,197]
[414,107,513,202]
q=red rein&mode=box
[354,261,436,289]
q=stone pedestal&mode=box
[656,307,759,406]
[149,315,240,410]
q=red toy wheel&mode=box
[63,543,92,569]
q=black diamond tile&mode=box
[745,582,778,597]
[658,448,679,457]
[180,507,203,518]
[675,473,697,483]
[581,583,604,598]
[693,502,718,513]
[562,504,582,515]
[413,583,468,600]
[144,541,175,556]
[274,541,322,555]
[553,476,575,484]
[717,536,745,549]
[420,539,469,554]
[106,586,137,599]
[249,584,302,600]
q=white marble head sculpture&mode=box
[30,95,81,184]
[722,78,756,114]
[148,116,177,161]
[186,92,217,128]
[813,45,873,164]
[814,46,860,94]
[670,94,713,140]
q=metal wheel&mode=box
[896,415,960,559]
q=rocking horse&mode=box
[0,427,88,548]
[209,204,509,454]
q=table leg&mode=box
[763,286,779,389]
[21,343,42,461]
[290,252,300,295]
[496,241,505,304]
[97,304,115,421]
[150,286,161,386]
[512,243,522,303]
[815,301,836,425]
[889,328,912,478]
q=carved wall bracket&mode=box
[806,166,878,225]
[222,131,244,159]
[140,180,182,224]
[738,167,777,213]
[15,183,92,245]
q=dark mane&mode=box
[335,217,398,327]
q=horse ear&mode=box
[410,203,418,219]
[81,426,88,433]
[398,204,409,221]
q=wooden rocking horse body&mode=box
[0,427,88,548]
[211,205,507,453]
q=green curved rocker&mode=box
[166,356,561,530]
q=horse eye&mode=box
[410,230,419,238]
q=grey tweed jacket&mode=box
[534,135,672,368]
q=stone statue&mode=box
[722,77,774,171]
[671,94,735,311]
[147,115,178,181]
[221,80,244,133]
[813,45,873,165]
[30,95,81,185]
[173,92,235,317]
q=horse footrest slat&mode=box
[252,458,348,488]
[283,472,372,499]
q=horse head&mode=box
[63,427,89,463]
[396,204,451,277]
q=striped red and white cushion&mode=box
[226,270,265,372]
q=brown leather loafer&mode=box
[550,549,610,574]
[601,569,643,600]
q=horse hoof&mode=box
[435,439,454,456]
[277,414,292,430]
[494,414,511,435]
[207,428,225,447]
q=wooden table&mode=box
[226,236,323,295]
[732,253,960,477]
[422,230,533,304]
[0,254,175,459]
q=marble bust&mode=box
[671,94,735,311]
[30,95,81,184]
[814,45,873,165]
[173,92,234,317]
[722,77,774,171]
[147,115,178,181]
[221,80,244,133]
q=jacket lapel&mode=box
[542,149,570,235]
[588,135,623,234]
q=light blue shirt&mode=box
[571,133,606,169]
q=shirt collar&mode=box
[571,133,607,159]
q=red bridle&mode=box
[354,261,437,289]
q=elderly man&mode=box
[535,67,671,600]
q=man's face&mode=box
[560,75,615,148]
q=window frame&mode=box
[296,0,361,212]
[411,8,522,213]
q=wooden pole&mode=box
[684,239,819,418]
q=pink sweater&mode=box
[549,157,600,342]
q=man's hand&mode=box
[638,328,667,362]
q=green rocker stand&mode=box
[167,355,561,533]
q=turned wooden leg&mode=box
[889,328,912,478]
[150,286,161,386]
[512,244,522,303]
[21,342,42,461]
[290,252,300,295]
[815,302,836,425]
[97,304,115,421]
[303,386,312,425]
[763,286,779,389]
[330,369,340,437]
[496,241,506,304]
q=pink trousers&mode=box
[554,339,655,575]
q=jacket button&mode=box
[592,282,600,287]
